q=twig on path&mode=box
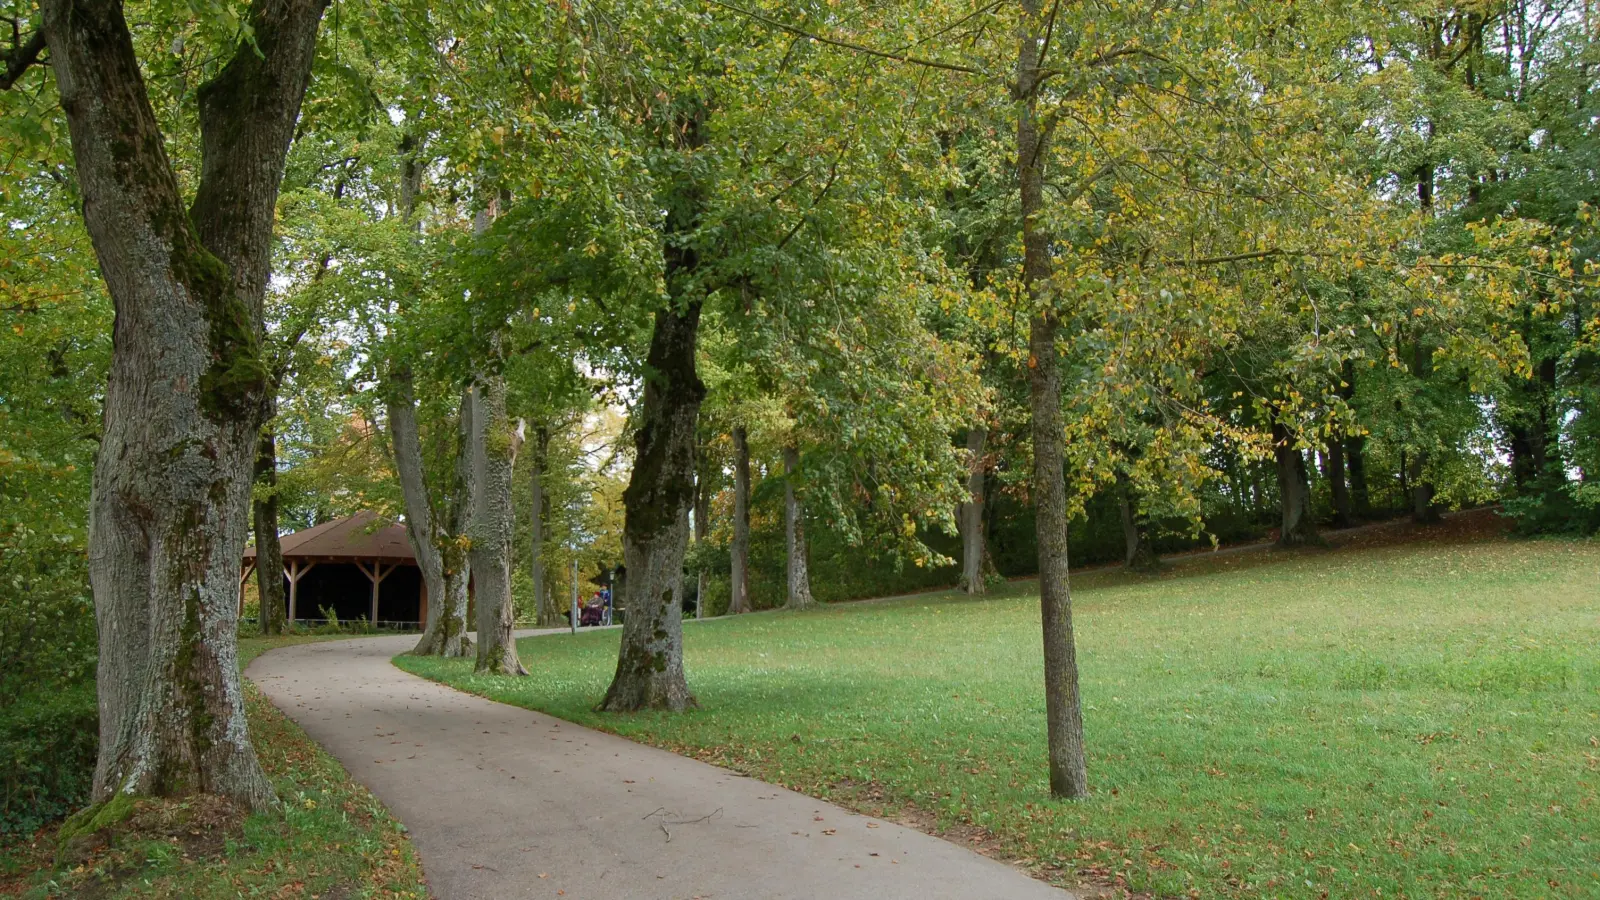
[641,807,725,843]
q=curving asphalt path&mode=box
[247,631,1075,900]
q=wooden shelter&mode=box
[243,512,425,628]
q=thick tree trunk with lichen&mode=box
[1018,0,1088,799]
[597,305,703,711]
[1273,421,1320,547]
[783,445,814,609]
[470,376,527,675]
[252,428,287,635]
[35,0,326,811]
[728,426,752,615]
[958,428,988,594]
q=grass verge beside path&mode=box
[1,633,427,899]
[397,523,1600,899]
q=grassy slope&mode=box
[396,529,1600,898]
[2,634,427,899]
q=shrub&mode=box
[0,681,97,837]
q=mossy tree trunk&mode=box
[783,445,814,610]
[252,428,287,636]
[1017,0,1088,800]
[33,0,327,811]
[598,104,707,713]
[959,427,989,594]
[469,378,528,675]
[597,304,703,711]
[728,425,752,615]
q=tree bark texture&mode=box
[597,305,704,711]
[1117,474,1159,572]
[41,0,326,811]
[1273,421,1320,546]
[390,370,473,657]
[469,377,527,676]
[729,426,752,615]
[252,429,287,636]
[783,445,814,609]
[1017,0,1089,799]
[959,428,988,594]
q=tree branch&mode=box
[0,28,46,90]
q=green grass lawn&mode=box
[2,633,427,899]
[396,529,1600,898]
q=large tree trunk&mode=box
[39,0,325,812]
[598,104,708,712]
[783,445,815,609]
[391,372,473,657]
[469,376,527,676]
[959,428,988,594]
[1273,421,1320,546]
[252,428,287,636]
[597,305,704,711]
[1324,438,1353,528]
[1017,0,1088,800]
[1116,473,1159,572]
[728,426,752,615]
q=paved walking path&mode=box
[247,632,1073,900]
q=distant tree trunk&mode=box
[1273,421,1320,546]
[958,428,988,594]
[530,426,561,627]
[393,373,472,658]
[598,103,707,712]
[1346,435,1370,517]
[253,428,287,635]
[1407,341,1442,524]
[1324,438,1353,528]
[728,426,752,615]
[1116,473,1159,572]
[783,445,814,609]
[694,459,711,620]
[1018,0,1088,800]
[34,0,327,812]
[1409,454,1442,524]
[470,374,527,676]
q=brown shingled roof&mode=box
[244,511,415,563]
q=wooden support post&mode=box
[285,560,317,624]
[358,560,395,627]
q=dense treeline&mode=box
[1,0,1596,820]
